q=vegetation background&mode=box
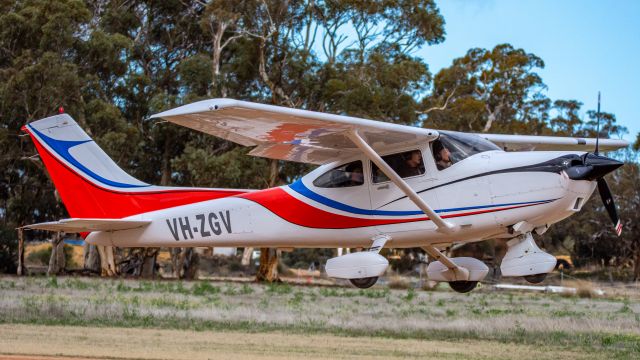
[0,0,638,278]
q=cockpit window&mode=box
[432,131,501,170]
[371,149,425,183]
[313,160,364,188]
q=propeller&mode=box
[564,92,623,236]
[597,177,622,236]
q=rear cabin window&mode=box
[313,161,364,188]
[371,150,425,183]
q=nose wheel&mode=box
[524,273,547,284]
[448,281,478,293]
[349,276,379,289]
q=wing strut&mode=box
[346,130,458,233]
[347,129,468,280]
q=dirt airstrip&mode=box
[0,324,606,360]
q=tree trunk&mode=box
[47,232,65,276]
[98,245,117,276]
[256,248,279,282]
[171,248,182,278]
[182,248,199,280]
[258,39,293,106]
[140,249,158,279]
[170,248,199,279]
[256,160,281,282]
[210,21,227,97]
[634,249,640,282]
[241,247,254,266]
[83,243,101,274]
[17,228,25,276]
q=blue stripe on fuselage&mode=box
[289,180,553,217]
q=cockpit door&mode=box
[367,147,440,232]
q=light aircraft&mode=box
[23,99,627,292]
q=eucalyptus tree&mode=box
[423,44,549,134]
[0,0,92,273]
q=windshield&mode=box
[432,131,501,170]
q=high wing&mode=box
[150,99,439,164]
[151,99,628,163]
[479,133,628,152]
[22,218,151,233]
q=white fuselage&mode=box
[87,148,596,249]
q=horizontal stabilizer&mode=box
[22,218,151,233]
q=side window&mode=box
[431,139,454,170]
[371,150,425,183]
[313,161,364,188]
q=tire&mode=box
[449,281,478,293]
[349,276,378,289]
[524,273,547,284]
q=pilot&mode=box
[433,140,452,170]
[345,163,364,186]
[398,150,424,178]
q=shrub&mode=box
[27,243,77,268]
[27,245,52,265]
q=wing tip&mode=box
[150,98,240,119]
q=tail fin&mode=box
[24,114,247,219]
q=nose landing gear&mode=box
[349,276,379,289]
[448,281,478,293]
[523,273,547,284]
[501,232,556,281]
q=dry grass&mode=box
[386,275,411,289]
[558,280,600,298]
[0,275,638,358]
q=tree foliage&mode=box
[0,0,637,277]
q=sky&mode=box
[417,0,640,142]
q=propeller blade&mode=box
[597,178,622,236]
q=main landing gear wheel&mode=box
[349,277,379,289]
[524,273,547,284]
[449,281,478,293]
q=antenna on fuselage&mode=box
[594,91,601,156]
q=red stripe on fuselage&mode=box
[240,187,546,229]
[26,128,245,219]
[239,188,422,228]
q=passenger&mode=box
[398,150,424,178]
[433,140,452,170]
[345,163,364,186]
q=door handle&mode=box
[376,184,389,190]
